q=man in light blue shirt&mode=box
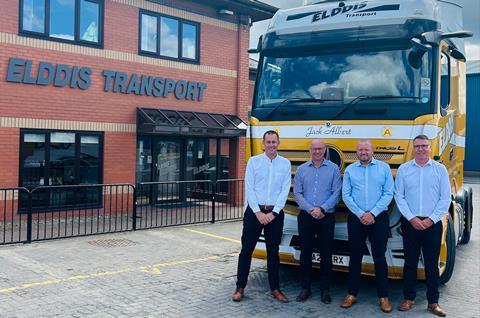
[340,140,394,313]
[395,135,451,317]
[232,130,291,303]
[294,139,341,303]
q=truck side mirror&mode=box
[248,35,264,54]
[441,30,473,40]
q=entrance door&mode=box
[154,140,181,202]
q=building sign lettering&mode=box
[6,58,207,101]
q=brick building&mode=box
[0,0,275,209]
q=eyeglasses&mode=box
[413,144,430,149]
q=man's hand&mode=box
[310,207,325,219]
[255,211,269,225]
[410,217,426,230]
[421,218,434,229]
[360,212,375,225]
[265,212,276,224]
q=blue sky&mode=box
[250,0,480,61]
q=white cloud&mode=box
[308,53,410,97]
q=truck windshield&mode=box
[254,46,433,120]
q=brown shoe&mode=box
[340,294,357,308]
[398,299,415,311]
[379,297,393,313]
[428,303,446,317]
[271,289,289,303]
[231,288,244,302]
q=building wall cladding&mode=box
[465,73,480,172]
[0,0,251,187]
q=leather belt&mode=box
[259,205,274,212]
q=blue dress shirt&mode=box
[244,153,292,214]
[294,159,342,213]
[342,158,394,218]
[394,159,451,224]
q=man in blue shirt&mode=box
[395,135,451,317]
[232,130,292,303]
[340,140,394,313]
[294,139,341,303]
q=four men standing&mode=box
[234,134,452,316]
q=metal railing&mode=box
[0,180,244,245]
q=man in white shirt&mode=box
[395,135,451,317]
[231,130,292,303]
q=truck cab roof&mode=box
[260,0,466,56]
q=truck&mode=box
[248,0,474,284]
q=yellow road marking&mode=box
[0,253,238,294]
[182,228,241,244]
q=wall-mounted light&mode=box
[218,9,234,16]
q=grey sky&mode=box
[250,0,480,61]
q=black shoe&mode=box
[296,289,312,302]
[321,289,332,304]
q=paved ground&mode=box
[0,183,478,318]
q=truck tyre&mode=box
[439,217,456,284]
[460,187,473,244]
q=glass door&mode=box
[154,140,181,202]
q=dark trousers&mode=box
[401,217,442,303]
[298,211,335,291]
[236,206,284,291]
[347,212,389,298]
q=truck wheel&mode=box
[460,187,473,244]
[439,217,456,284]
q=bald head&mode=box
[356,139,374,165]
[310,139,327,165]
[310,139,325,150]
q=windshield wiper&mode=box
[331,95,421,119]
[264,98,339,120]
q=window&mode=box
[20,130,103,210]
[20,0,104,47]
[139,10,199,63]
[440,52,450,113]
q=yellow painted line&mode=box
[0,253,238,294]
[182,228,241,244]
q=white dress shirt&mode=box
[394,159,451,223]
[244,152,292,214]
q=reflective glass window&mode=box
[182,23,197,59]
[160,17,179,58]
[20,0,103,46]
[80,0,100,43]
[50,0,75,41]
[22,0,45,33]
[141,14,158,53]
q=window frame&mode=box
[138,9,200,64]
[19,129,104,189]
[19,0,105,48]
[19,129,104,212]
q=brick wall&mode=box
[0,0,251,187]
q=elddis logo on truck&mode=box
[288,1,401,23]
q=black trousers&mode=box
[298,211,335,291]
[236,206,284,291]
[347,212,389,298]
[401,217,442,304]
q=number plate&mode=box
[311,253,349,266]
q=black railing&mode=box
[0,180,244,245]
